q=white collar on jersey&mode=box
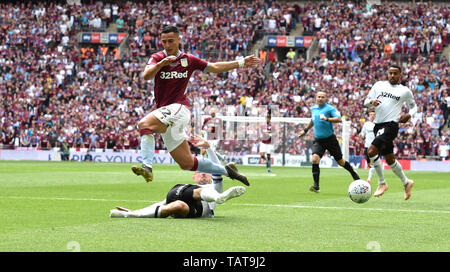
[163,49,182,58]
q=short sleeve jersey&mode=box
[366,81,416,124]
[260,122,272,144]
[147,50,209,108]
[311,104,341,139]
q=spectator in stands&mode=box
[60,140,70,161]
[89,131,99,150]
[48,127,59,149]
[286,48,296,60]
[0,0,448,162]
[84,150,93,162]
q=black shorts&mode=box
[372,121,399,156]
[312,134,343,161]
[165,184,203,218]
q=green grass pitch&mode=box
[0,161,449,252]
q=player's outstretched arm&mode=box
[299,121,313,137]
[321,115,342,123]
[143,55,177,80]
[206,55,260,73]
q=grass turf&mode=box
[0,161,449,252]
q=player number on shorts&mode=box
[376,128,385,137]
[160,108,172,118]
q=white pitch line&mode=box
[1,196,449,215]
[232,203,450,214]
[0,196,151,203]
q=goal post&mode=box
[192,103,350,167]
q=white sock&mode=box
[205,148,224,193]
[127,200,165,218]
[206,148,220,164]
[368,166,375,181]
[140,134,155,167]
[212,175,223,193]
[199,186,220,202]
[370,155,385,184]
[389,160,408,185]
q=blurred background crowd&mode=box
[0,0,449,161]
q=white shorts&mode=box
[151,103,191,152]
[260,142,273,154]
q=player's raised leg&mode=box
[131,130,154,182]
[132,113,169,182]
[170,140,250,186]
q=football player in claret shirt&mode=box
[201,108,223,158]
[131,26,260,185]
[259,115,273,174]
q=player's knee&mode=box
[367,146,378,158]
[385,155,396,165]
[137,118,148,130]
[312,154,321,164]
[138,116,167,133]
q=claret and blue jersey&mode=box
[311,104,341,139]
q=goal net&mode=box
[192,103,350,167]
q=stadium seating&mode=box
[0,0,448,160]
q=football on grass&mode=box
[348,179,372,203]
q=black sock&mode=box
[312,164,320,188]
[343,161,360,180]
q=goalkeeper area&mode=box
[194,104,351,166]
[1,161,449,252]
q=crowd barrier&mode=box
[0,148,176,164]
[0,150,448,172]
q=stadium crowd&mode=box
[0,0,449,161]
